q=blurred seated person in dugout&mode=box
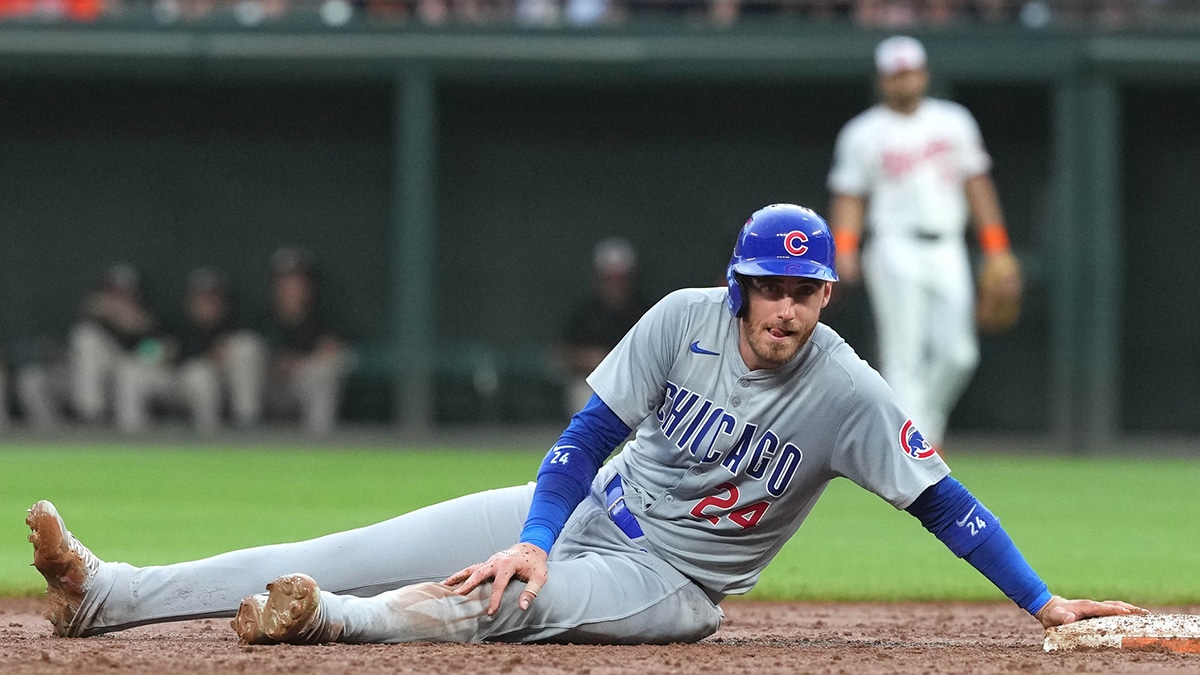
[113,267,264,434]
[68,263,164,426]
[253,246,347,435]
[14,337,72,430]
[556,237,648,416]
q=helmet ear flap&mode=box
[726,268,746,318]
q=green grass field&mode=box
[2,444,1197,604]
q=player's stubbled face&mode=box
[738,276,832,371]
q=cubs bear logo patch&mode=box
[899,419,935,460]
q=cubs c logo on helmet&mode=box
[783,230,809,256]
[899,419,935,460]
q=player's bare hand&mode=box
[443,543,548,616]
[1034,595,1148,629]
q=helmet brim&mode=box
[730,257,839,283]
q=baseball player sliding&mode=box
[828,35,1023,452]
[28,205,1138,646]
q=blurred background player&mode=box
[826,35,1021,451]
[555,237,648,416]
[251,246,347,435]
[113,267,265,434]
[67,263,165,426]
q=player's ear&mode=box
[820,282,833,308]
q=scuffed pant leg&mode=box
[328,573,718,646]
[78,484,536,636]
[322,497,723,645]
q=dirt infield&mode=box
[1,598,1197,674]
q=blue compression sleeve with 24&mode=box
[906,476,1053,615]
[519,394,632,553]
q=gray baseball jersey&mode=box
[589,287,950,596]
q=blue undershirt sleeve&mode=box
[906,476,1053,615]
[518,394,632,554]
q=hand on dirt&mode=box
[443,543,548,616]
[1035,595,1148,629]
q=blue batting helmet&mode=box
[726,203,839,317]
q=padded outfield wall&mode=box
[0,23,1195,445]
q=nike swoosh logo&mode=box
[690,340,720,356]
[955,505,977,527]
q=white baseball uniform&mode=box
[828,97,992,446]
[57,287,949,644]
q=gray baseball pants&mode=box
[69,481,723,644]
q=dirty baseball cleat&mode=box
[231,594,271,645]
[26,500,103,637]
[233,573,342,645]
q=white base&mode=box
[1044,614,1200,652]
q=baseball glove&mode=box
[975,252,1023,333]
